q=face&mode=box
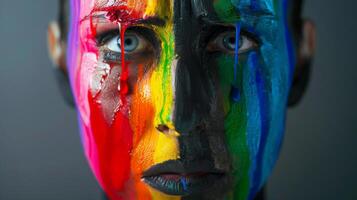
[66,0,295,199]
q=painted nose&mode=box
[172,58,214,135]
[170,57,221,164]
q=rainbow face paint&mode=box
[66,0,295,199]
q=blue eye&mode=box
[222,33,241,51]
[122,34,139,52]
[106,32,146,53]
[209,30,257,54]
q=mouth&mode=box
[142,160,226,196]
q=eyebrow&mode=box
[200,5,276,25]
[137,17,166,27]
[84,13,167,27]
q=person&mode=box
[47,0,315,199]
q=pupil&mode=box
[125,38,133,46]
[115,34,139,52]
[229,37,235,44]
[223,35,237,50]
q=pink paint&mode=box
[67,1,150,199]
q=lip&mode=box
[142,160,226,196]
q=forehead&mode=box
[79,0,172,20]
[79,0,281,20]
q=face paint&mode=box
[66,0,295,200]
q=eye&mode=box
[207,30,258,54]
[106,32,148,54]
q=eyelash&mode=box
[95,25,260,62]
[96,26,159,46]
[95,27,157,63]
[96,29,120,46]
[196,24,259,55]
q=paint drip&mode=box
[231,22,241,102]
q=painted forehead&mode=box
[80,0,281,20]
[80,0,172,20]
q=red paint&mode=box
[81,4,151,199]
[92,5,144,24]
[119,23,129,99]
[89,4,147,107]
[88,91,133,200]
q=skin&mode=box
[48,0,315,200]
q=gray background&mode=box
[0,0,356,200]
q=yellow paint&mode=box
[149,187,181,200]
[149,23,174,124]
[144,0,157,16]
[153,131,180,163]
[145,0,173,19]
[129,1,182,199]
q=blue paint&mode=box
[244,52,261,200]
[250,0,259,11]
[234,22,241,82]
[234,22,241,83]
[231,22,242,103]
[248,53,270,200]
[231,86,241,102]
[181,178,187,192]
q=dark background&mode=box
[0,0,356,200]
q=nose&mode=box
[170,56,224,164]
[172,58,214,135]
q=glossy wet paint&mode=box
[66,0,295,199]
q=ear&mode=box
[47,21,67,71]
[288,20,316,107]
[47,21,75,106]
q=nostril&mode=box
[156,124,170,134]
[195,123,206,132]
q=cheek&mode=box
[74,52,99,126]
[129,75,157,175]
[129,67,155,147]
[129,65,179,174]
[72,51,136,195]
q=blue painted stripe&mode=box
[250,0,260,11]
[248,54,270,200]
[234,22,241,82]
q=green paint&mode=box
[213,0,240,22]
[157,29,175,124]
[217,54,234,113]
[217,55,251,200]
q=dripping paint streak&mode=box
[119,23,129,104]
[234,22,241,82]
[231,22,241,102]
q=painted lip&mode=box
[142,160,227,196]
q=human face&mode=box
[66,0,295,199]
